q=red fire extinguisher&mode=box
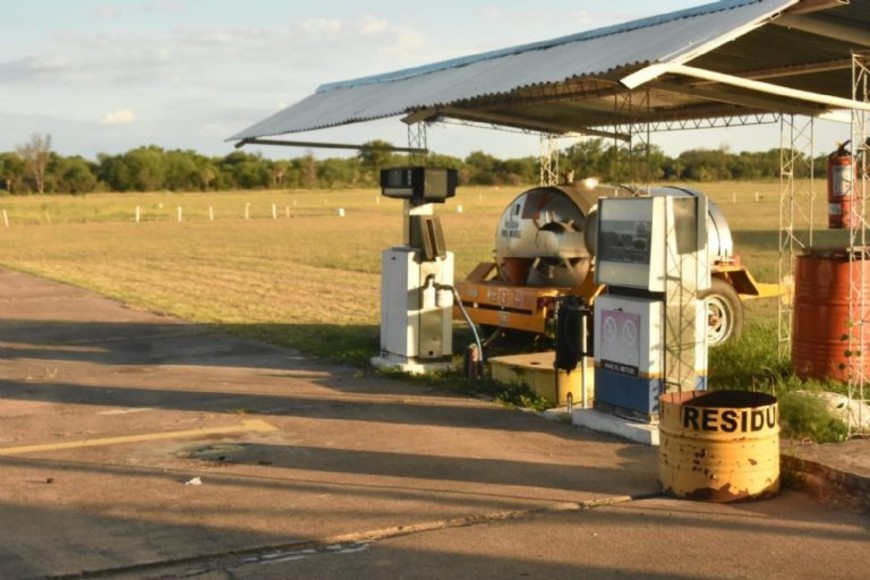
[828,140,853,229]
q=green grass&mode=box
[709,301,851,442]
[0,182,857,440]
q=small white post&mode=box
[457,204,463,213]
[285,206,290,218]
[245,203,250,220]
[755,191,760,202]
[376,196,380,204]
[272,203,277,219]
[135,206,140,223]
[209,205,214,221]
[177,206,183,223]
[338,208,345,217]
[2,209,8,228]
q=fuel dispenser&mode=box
[592,195,710,421]
[371,167,458,374]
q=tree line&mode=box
[0,134,828,195]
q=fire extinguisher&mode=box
[828,140,853,229]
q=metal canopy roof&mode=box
[230,0,870,144]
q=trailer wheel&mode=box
[701,278,744,346]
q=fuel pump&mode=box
[371,167,458,374]
[592,195,710,422]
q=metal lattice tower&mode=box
[407,122,428,165]
[777,115,815,360]
[539,134,560,186]
[612,88,651,189]
[663,197,709,395]
[617,87,702,394]
[847,51,870,435]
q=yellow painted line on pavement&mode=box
[0,419,278,456]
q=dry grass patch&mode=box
[0,183,798,362]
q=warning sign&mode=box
[599,309,641,370]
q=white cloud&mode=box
[90,4,120,21]
[358,16,388,35]
[300,19,342,33]
[144,0,185,14]
[100,108,137,125]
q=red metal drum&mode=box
[792,248,870,382]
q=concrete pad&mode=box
[132,492,870,580]
[0,268,659,578]
[1,267,869,579]
[572,408,659,445]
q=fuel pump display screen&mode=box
[595,197,663,290]
[596,219,652,265]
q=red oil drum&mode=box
[792,248,870,382]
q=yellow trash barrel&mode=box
[659,390,779,502]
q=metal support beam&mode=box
[774,13,870,48]
[402,106,631,141]
[613,87,653,189]
[847,51,870,435]
[622,64,870,113]
[539,134,560,186]
[407,122,428,165]
[777,114,815,361]
[234,138,427,154]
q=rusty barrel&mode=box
[792,247,870,382]
[659,390,779,502]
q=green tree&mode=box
[125,146,167,191]
[357,140,393,185]
[0,152,26,193]
[51,155,98,194]
[220,150,270,189]
[195,156,218,191]
[163,149,201,191]
[563,139,608,179]
[317,157,355,188]
[465,151,499,185]
[97,152,132,191]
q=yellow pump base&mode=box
[489,351,594,407]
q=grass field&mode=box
[0,181,854,439]
[0,180,822,318]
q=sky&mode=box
[0,0,849,162]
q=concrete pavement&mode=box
[0,268,867,579]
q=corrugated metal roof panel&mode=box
[231,0,812,141]
[316,0,779,93]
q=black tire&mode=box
[700,278,744,347]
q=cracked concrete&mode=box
[0,268,868,580]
